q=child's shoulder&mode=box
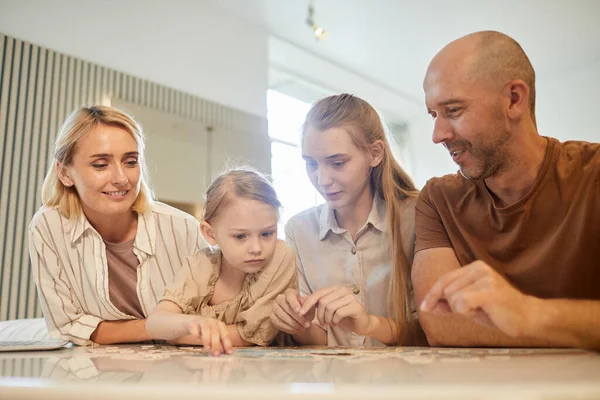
[274,239,295,260]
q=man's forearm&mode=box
[532,298,600,349]
[419,313,553,347]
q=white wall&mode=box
[537,60,600,144]
[0,0,269,117]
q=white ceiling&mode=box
[209,0,600,112]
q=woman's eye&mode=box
[125,159,139,167]
[92,163,108,169]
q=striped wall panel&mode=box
[0,33,267,321]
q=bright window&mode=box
[267,90,323,237]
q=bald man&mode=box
[412,31,600,349]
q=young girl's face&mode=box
[205,197,278,274]
[302,126,377,211]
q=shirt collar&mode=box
[318,195,387,240]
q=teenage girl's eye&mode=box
[331,161,345,168]
[305,162,317,171]
[234,234,246,240]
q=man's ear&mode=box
[504,79,530,121]
[56,162,74,187]
[200,221,218,246]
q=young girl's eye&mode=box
[235,234,246,240]
[261,231,274,238]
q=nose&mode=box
[316,166,333,188]
[112,165,129,186]
[248,236,262,255]
[432,117,454,145]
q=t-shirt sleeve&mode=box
[414,181,452,254]
[235,243,298,346]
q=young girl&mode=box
[270,94,422,347]
[146,168,297,356]
[29,106,203,345]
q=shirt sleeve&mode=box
[183,216,204,256]
[284,221,311,297]
[29,222,102,346]
[160,253,207,315]
[414,181,452,254]
[235,243,298,346]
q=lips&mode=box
[245,259,264,264]
[324,191,342,200]
[449,149,465,163]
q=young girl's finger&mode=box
[218,322,233,354]
[201,321,212,351]
[211,322,222,356]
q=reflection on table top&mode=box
[1,345,599,399]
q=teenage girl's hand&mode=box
[186,316,233,356]
[270,288,316,334]
[299,286,372,335]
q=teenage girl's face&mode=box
[58,124,142,221]
[302,126,378,212]
[204,197,278,274]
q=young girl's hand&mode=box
[298,286,373,336]
[186,316,233,356]
[270,288,316,334]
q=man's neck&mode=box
[484,132,548,208]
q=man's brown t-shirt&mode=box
[415,137,600,299]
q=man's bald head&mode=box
[426,31,536,117]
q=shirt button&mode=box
[351,285,360,295]
[351,247,357,255]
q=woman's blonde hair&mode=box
[41,105,153,219]
[303,93,419,344]
[202,167,281,223]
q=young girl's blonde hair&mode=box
[303,93,419,344]
[41,105,153,219]
[202,167,281,223]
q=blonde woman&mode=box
[29,106,203,345]
[271,94,423,347]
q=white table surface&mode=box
[1,345,599,399]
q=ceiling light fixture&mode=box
[306,0,328,42]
